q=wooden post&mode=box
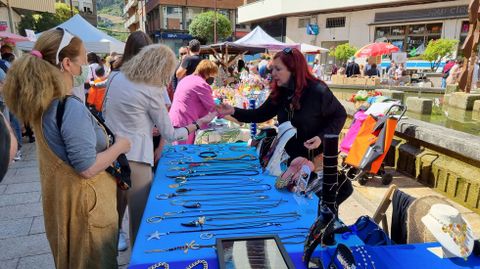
[458,0,479,93]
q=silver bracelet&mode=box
[186,259,208,269]
[147,262,169,269]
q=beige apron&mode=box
[33,119,118,269]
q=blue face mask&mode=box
[72,64,90,88]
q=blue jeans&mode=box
[441,78,447,88]
[9,112,22,149]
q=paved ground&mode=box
[0,142,478,269]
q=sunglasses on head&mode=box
[55,27,75,65]
[283,47,293,55]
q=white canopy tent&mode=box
[301,43,329,54]
[16,14,125,54]
[234,26,299,51]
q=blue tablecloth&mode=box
[128,143,362,269]
[320,240,480,268]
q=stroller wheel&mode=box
[358,176,368,185]
[346,168,357,180]
[381,173,393,185]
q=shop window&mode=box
[298,18,310,28]
[391,26,405,36]
[461,21,470,34]
[185,7,203,29]
[162,6,183,30]
[426,23,442,35]
[375,27,390,38]
[408,24,425,35]
[326,17,345,28]
[407,36,425,55]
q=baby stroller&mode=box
[340,103,407,185]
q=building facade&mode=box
[58,0,98,26]
[239,0,471,64]
[144,0,246,53]
[124,0,146,32]
[0,0,55,33]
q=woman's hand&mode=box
[114,136,131,154]
[304,136,321,150]
[152,127,160,137]
[216,103,234,116]
[198,112,217,125]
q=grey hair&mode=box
[121,44,177,87]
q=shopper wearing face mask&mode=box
[169,60,218,144]
[2,28,131,268]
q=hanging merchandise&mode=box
[265,121,297,176]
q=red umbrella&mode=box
[0,31,29,43]
[354,42,399,58]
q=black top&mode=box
[365,67,380,77]
[181,55,202,76]
[346,62,360,77]
[171,62,181,91]
[233,79,347,161]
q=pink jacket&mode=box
[169,75,216,144]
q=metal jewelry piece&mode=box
[146,209,268,224]
[147,230,162,240]
[186,259,208,269]
[147,262,169,269]
[181,212,300,228]
[155,190,265,200]
[168,178,262,188]
[144,240,215,254]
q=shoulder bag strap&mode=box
[100,71,120,113]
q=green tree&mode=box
[18,3,78,35]
[329,43,357,64]
[189,11,232,44]
[422,39,459,71]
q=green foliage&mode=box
[189,11,232,43]
[422,38,459,71]
[329,43,357,64]
[97,0,124,10]
[98,5,122,17]
[18,3,79,35]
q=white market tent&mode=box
[301,43,329,54]
[234,26,299,51]
[17,14,125,54]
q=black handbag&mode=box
[0,111,10,182]
[56,96,131,190]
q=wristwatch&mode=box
[193,121,200,130]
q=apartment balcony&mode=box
[123,0,138,15]
[124,13,139,28]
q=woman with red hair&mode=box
[217,48,346,163]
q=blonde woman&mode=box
[3,28,130,268]
[103,44,215,245]
[169,60,219,144]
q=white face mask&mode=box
[72,64,90,87]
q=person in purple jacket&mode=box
[169,60,218,144]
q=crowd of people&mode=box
[2,25,478,269]
[0,28,347,269]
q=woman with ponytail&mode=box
[3,28,130,269]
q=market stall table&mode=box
[128,143,362,269]
[320,242,480,268]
